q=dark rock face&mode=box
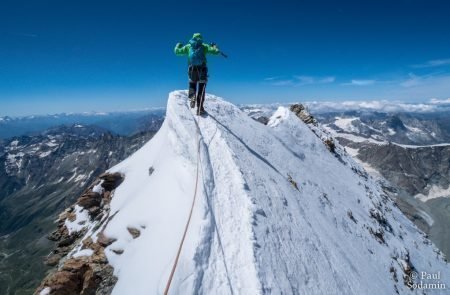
[356,144,450,196]
[0,125,157,294]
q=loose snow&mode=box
[65,205,90,235]
[73,248,94,258]
[92,181,105,194]
[71,91,449,295]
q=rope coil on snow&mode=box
[164,86,206,295]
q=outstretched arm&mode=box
[204,43,220,55]
[174,43,189,55]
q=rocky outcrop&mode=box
[99,172,124,192]
[289,104,316,125]
[36,172,124,295]
[37,254,117,295]
[324,138,336,153]
[127,227,141,239]
[252,116,270,125]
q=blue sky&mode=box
[1,0,450,116]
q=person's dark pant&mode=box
[188,82,206,110]
[188,65,208,110]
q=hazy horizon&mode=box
[2,96,450,119]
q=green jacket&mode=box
[174,42,220,65]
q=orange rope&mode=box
[164,111,202,295]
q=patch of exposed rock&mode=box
[289,104,316,125]
[253,116,270,125]
[127,227,141,239]
[36,172,123,295]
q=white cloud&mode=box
[267,75,335,86]
[318,76,336,83]
[400,73,423,87]
[429,98,450,104]
[305,100,442,113]
[265,72,450,101]
[295,75,315,85]
[294,75,336,85]
[271,79,295,86]
[264,76,279,81]
[412,58,450,68]
[398,73,450,95]
[342,79,376,86]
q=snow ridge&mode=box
[70,91,448,294]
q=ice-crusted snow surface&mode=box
[89,91,448,294]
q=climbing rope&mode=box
[163,85,206,295]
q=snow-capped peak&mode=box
[47,91,449,294]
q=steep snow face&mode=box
[97,91,448,294]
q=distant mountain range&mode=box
[0,109,165,139]
[0,123,162,294]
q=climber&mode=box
[174,33,221,115]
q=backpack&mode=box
[188,39,206,66]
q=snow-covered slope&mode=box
[71,91,448,294]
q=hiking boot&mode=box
[197,107,206,116]
[189,98,196,108]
